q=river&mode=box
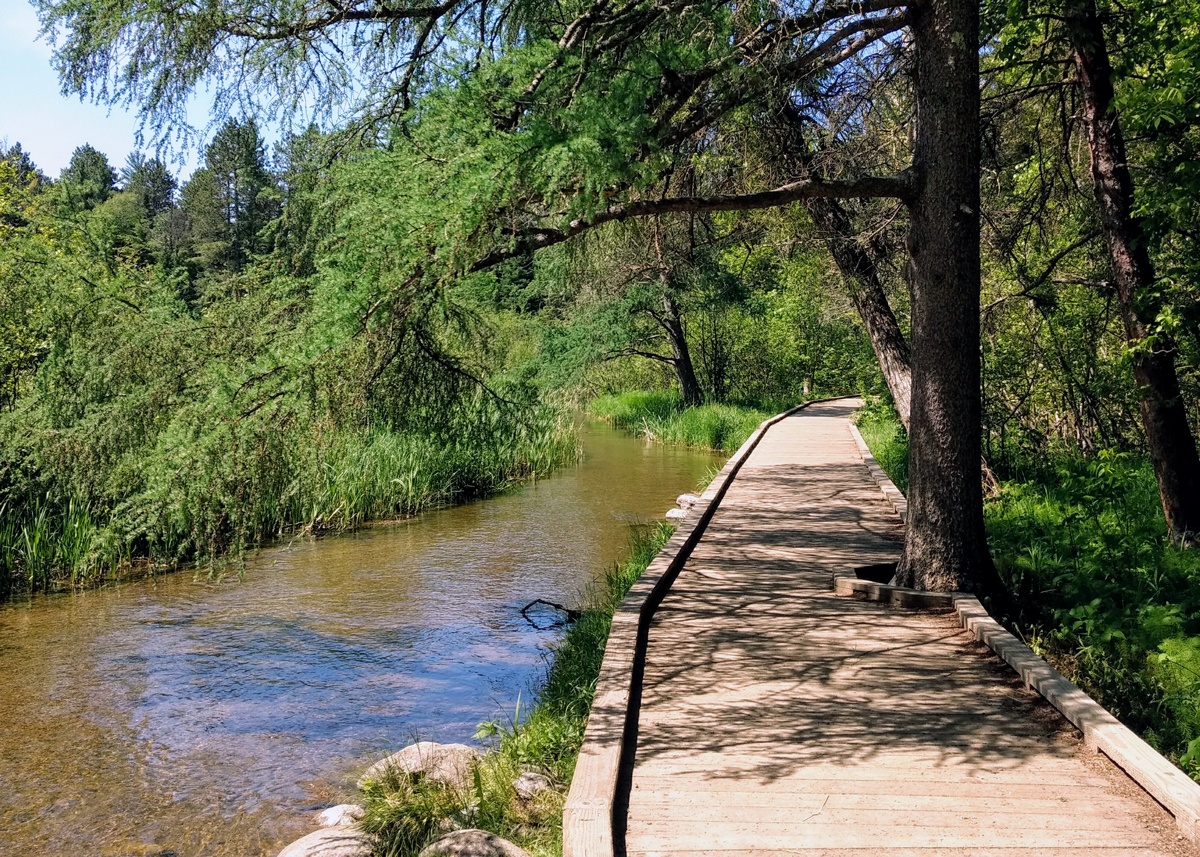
[0,421,718,857]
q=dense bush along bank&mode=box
[590,390,773,453]
[854,404,1200,780]
[358,524,673,857]
[0,402,579,598]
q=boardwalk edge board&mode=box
[562,397,852,857]
[847,422,907,522]
[830,568,955,612]
[848,418,1200,845]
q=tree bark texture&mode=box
[894,0,995,592]
[806,197,914,428]
[660,290,705,407]
[1068,0,1200,543]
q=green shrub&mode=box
[852,400,908,493]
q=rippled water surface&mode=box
[0,422,718,857]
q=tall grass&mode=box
[0,497,115,594]
[591,390,772,452]
[359,524,673,857]
[853,400,1200,779]
[0,405,580,596]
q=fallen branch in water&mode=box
[520,599,582,629]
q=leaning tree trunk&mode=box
[806,197,914,428]
[894,0,996,593]
[660,290,704,407]
[1068,0,1200,544]
[776,108,914,427]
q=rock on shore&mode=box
[417,829,531,857]
[315,804,365,827]
[357,741,481,791]
[276,827,371,857]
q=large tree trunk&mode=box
[806,197,914,429]
[1068,0,1200,544]
[660,290,704,407]
[894,0,995,593]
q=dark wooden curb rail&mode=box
[562,397,849,857]
[847,419,1200,845]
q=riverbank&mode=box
[352,524,673,857]
[853,403,1200,781]
[0,404,580,599]
[589,390,771,453]
[0,419,717,857]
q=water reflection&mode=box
[0,422,718,856]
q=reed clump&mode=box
[0,402,578,597]
[590,390,770,452]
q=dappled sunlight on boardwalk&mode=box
[622,399,1192,857]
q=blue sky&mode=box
[0,1,205,179]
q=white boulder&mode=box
[315,804,365,828]
[276,827,371,857]
[417,829,531,857]
[358,741,481,791]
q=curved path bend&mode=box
[619,398,1192,857]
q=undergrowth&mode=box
[358,523,674,856]
[590,389,772,452]
[854,400,1200,779]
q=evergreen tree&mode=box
[58,144,116,212]
[0,142,47,188]
[181,118,278,271]
[121,153,177,218]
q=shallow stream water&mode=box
[0,421,718,857]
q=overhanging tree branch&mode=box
[470,171,914,271]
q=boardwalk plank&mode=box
[622,399,1193,856]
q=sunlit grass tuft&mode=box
[591,390,772,452]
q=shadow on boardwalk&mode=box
[619,399,1191,856]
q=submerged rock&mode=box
[417,829,531,857]
[512,771,553,801]
[315,804,365,827]
[276,827,370,857]
[357,741,481,791]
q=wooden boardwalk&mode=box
[612,399,1192,857]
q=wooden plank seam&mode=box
[563,396,855,857]
[848,418,1200,845]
